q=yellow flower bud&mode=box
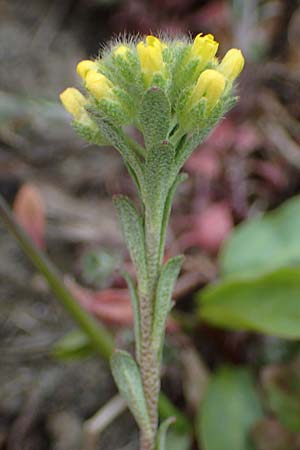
[145,35,165,50]
[76,60,97,80]
[137,35,164,82]
[60,87,87,120]
[219,48,244,81]
[190,34,219,66]
[192,69,225,110]
[85,70,114,100]
[114,45,130,57]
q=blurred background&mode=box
[1,0,300,449]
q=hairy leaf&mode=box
[111,350,151,435]
[122,271,141,361]
[145,141,175,219]
[113,196,147,288]
[152,255,183,354]
[139,87,171,149]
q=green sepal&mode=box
[144,141,175,219]
[92,97,129,126]
[111,350,152,436]
[158,173,188,265]
[139,87,171,149]
[152,73,168,91]
[122,271,141,362]
[156,417,176,450]
[113,195,147,288]
[152,255,183,355]
[73,121,109,146]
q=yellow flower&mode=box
[60,87,87,120]
[190,34,219,66]
[114,45,130,57]
[137,35,164,83]
[192,69,225,109]
[85,70,114,100]
[76,60,97,80]
[218,48,244,81]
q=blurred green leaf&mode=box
[220,196,300,277]
[197,367,263,450]
[198,267,300,339]
[262,364,300,432]
[53,329,95,360]
[165,430,191,450]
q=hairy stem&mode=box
[138,206,164,449]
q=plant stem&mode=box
[138,206,165,450]
[0,195,113,360]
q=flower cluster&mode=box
[60,34,244,149]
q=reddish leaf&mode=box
[66,278,178,331]
[179,202,233,254]
[13,184,45,249]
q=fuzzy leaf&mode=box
[122,271,141,361]
[139,87,171,149]
[156,417,176,450]
[89,113,144,187]
[145,141,175,218]
[114,196,147,286]
[198,267,300,339]
[111,350,152,435]
[159,173,188,264]
[152,255,183,354]
[197,367,263,450]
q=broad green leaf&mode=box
[53,329,95,360]
[197,367,263,450]
[111,350,151,436]
[139,87,171,149]
[145,141,175,218]
[156,417,175,450]
[220,196,300,277]
[198,267,300,339]
[152,256,183,354]
[113,195,147,288]
[122,271,141,361]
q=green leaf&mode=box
[263,365,300,432]
[220,196,300,277]
[139,87,171,149]
[159,173,188,265]
[197,367,263,450]
[175,126,213,171]
[90,113,144,187]
[53,329,95,360]
[122,271,141,361]
[152,256,183,354]
[198,267,300,339]
[165,431,191,450]
[113,196,147,288]
[156,417,176,450]
[111,350,152,436]
[145,141,175,218]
